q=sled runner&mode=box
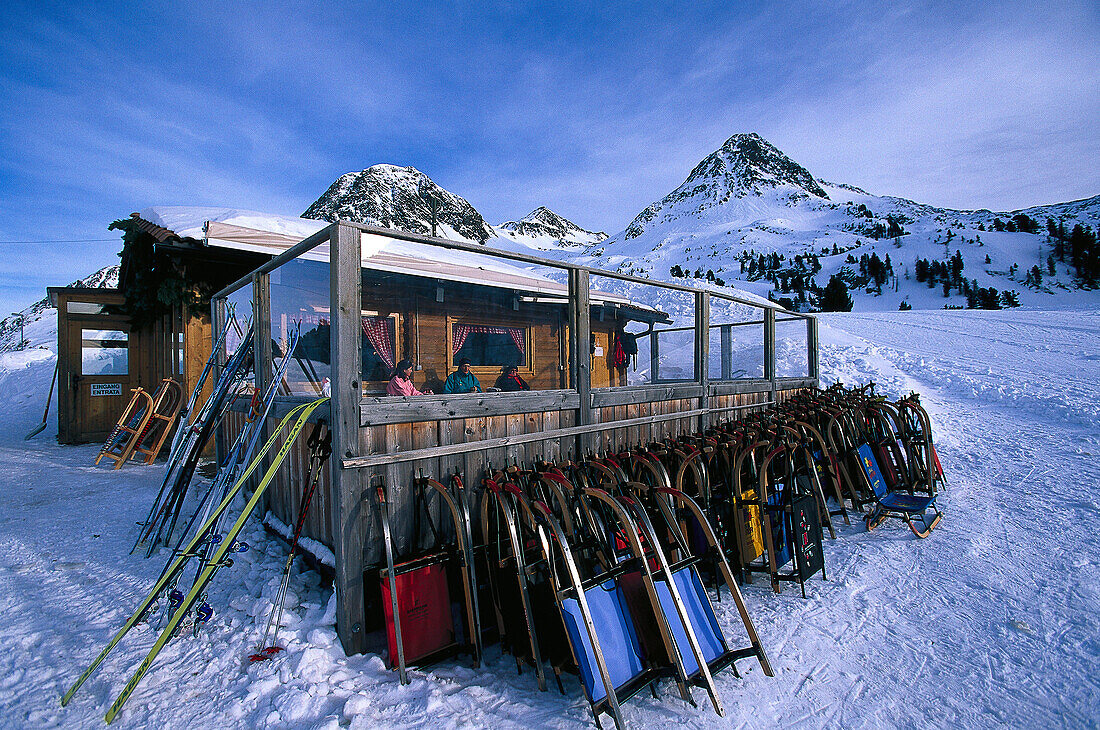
[478,474,548,689]
[897,395,947,494]
[648,486,773,677]
[527,498,668,730]
[417,473,483,665]
[751,442,827,597]
[377,471,485,683]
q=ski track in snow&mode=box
[1,310,1099,728]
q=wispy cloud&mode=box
[0,0,1096,314]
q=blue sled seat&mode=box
[878,492,936,513]
[654,568,726,678]
[560,580,647,705]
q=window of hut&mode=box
[361,314,399,383]
[450,323,528,369]
[81,329,129,375]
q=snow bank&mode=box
[0,309,1098,728]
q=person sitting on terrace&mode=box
[386,359,434,396]
[443,358,482,394]
[493,365,530,392]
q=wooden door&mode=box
[590,331,610,389]
[62,317,139,443]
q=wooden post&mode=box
[695,291,710,430]
[569,268,592,454]
[253,273,272,396]
[720,324,732,381]
[764,307,776,402]
[650,331,660,383]
[807,315,819,383]
[253,272,273,518]
[329,222,367,655]
[210,296,226,463]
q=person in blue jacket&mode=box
[443,358,482,393]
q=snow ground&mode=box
[1,309,1099,729]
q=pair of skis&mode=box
[250,419,332,662]
[163,324,301,571]
[61,397,329,724]
[132,318,255,555]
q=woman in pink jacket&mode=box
[386,359,434,396]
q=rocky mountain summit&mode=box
[624,133,829,240]
[498,206,607,246]
[303,164,496,243]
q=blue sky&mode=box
[1,0,1097,315]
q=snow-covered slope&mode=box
[303,164,497,244]
[495,207,607,250]
[578,134,1100,312]
[3,308,1098,728]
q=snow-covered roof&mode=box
[141,207,325,242]
[139,207,662,317]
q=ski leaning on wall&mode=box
[60,397,329,724]
[132,316,255,555]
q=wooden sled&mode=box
[131,378,184,465]
[856,444,943,539]
[94,388,154,469]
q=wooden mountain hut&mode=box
[46,207,819,657]
[210,220,821,656]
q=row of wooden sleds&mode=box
[371,383,946,729]
[93,378,183,469]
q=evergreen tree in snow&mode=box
[820,275,853,312]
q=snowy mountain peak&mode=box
[623,133,828,240]
[303,165,495,243]
[686,133,829,200]
[522,206,569,226]
[497,206,607,246]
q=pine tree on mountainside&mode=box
[1029,265,1043,288]
[1012,214,1038,234]
[820,275,853,312]
[950,250,965,288]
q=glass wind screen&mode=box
[775,317,810,378]
[588,274,695,386]
[709,298,765,380]
[270,254,331,395]
[360,245,569,394]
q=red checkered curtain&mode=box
[507,327,524,353]
[452,324,474,355]
[451,325,524,356]
[361,316,395,370]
